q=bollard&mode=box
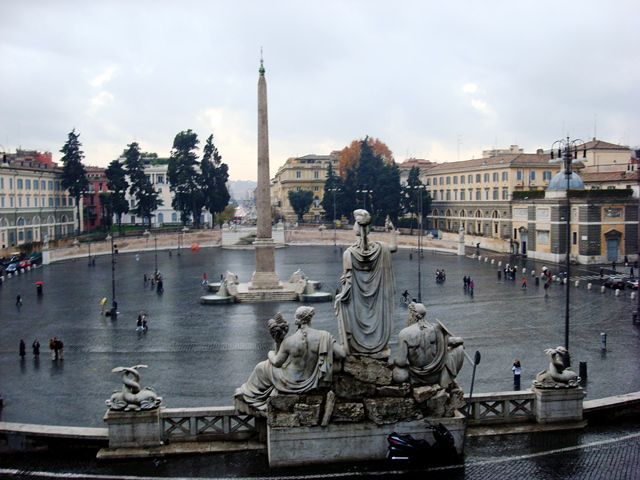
[575,280,579,287]
[531,270,536,277]
[491,259,495,265]
[552,275,556,281]
[587,282,592,290]
[485,257,488,263]
[615,289,621,297]
[600,332,607,351]
[522,268,526,275]
[563,278,567,285]
[579,361,587,381]
[498,261,502,267]
[478,256,482,261]
[601,286,606,293]
[631,292,636,300]
[535,277,540,286]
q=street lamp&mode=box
[635,166,640,324]
[409,184,426,302]
[106,233,117,319]
[87,240,92,266]
[356,188,372,210]
[328,187,340,250]
[550,136,586,362]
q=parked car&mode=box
[626,279,638,290]
[603,276,626,290]
[28,252,43,265]
[18,259,32,269]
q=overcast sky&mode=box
[1,1,638,181]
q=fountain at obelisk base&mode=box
[200,58,330,305]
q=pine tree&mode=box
[123,142,161,226]
[168,130,203,227]
[105,159,129,232]
[201,134,230,228]
[321,162,345,222]
[59,129,88,236]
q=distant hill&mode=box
[228,180,256,202]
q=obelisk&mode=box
[250,58,281,289]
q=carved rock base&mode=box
[103,408,161,449]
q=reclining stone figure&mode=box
[392,303,465,388]
[235,306,346,413]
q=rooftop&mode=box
[426,153,552,174]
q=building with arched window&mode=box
[0,150,76,252]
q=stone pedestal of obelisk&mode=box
[250,60,281,290]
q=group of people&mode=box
[21,338,62,360]
[462,276,475,296]
[143,271,164,293]
[435,269,446,283]
[136,312,149,332]
[503,264,518,280]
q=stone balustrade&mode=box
[160,406,262,443]
[464,391,536,425]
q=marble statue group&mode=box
[235,209,467,420]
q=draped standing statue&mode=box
[335,210,397,356]
[235,306,346,412]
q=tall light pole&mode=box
[107,234,117,319]
[328,187,340,250]
[550,136,585,362]
[635,166,640,324]
[410,184,426,302]
[356,188,372,210]
[87,240,92,266]
[154,236,158,274]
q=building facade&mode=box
[83,166,109,232]
[0,150,76,250]
[271,153,339,222]
[424,150,559,240]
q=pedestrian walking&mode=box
[612,261,616,272]
[512,360,522,390]
[19,340,26,359]
[631,266,635,278]
[469,279,475,297]
[57,338,64,360]
[600,267,604,279]
[624,255,629,267]
[49,338,57,360]
[402,290,410,304]
[521,277,527,289]
[202,272,208,287]
[32,339,40,357]
[16,294,22,307]
[157,276,164,294]
[136,313,144,332]
[144,273,148,285]
[142,316,148,332]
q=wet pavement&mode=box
[0,244,639,427]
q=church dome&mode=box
[547,171,584,191]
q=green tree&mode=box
[59,129,89,235]
[321,162,346,222]
[168,130,204,227]
[105,159,129,232]
[123,142,161,226]
[288,190,314,223]
[201,134,230,228]
[400,166,431,233]
[215,204,236,228]
[98,192,114,232]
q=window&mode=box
[48,181,53,190]
[0,197,4,207]
[516,170,523,181]
[296,171,301,179]
[453,176,458,184]
[26,197,30,207]
[171,212,178,222]
[55,181,60,190]
[131,216,136,224]
[145,175,151,182]
[537,230,550,245]
[156,174,164,184]
[530,171,536,181]
[543,171,552,181]
[18,197,22,207]
[485,189,489,200]
[10,197,14,207]
[35,197,38,207]
[484,173,490,182]
[446,191,451,200]
[454,190,458,200]
[493,172,498,182]
[314,171,319,179]
[493,189,498,200]
[432,191,437,200]
[572,232,577,245]
[460,190,466,200]
[17,179,23,189]
[475,174,481,183]
[0,178,3,188]
[467,175,472,183]
[475,190,481,200]
[48,197,53,207]
[502,188,509,200]
[502,171,508,181]
[446,176,451,185]
[313,186,319,192]
[25,179,31,189]
[55,197,60,206]
[460,175,465,184]
[62,197,67,206]
[33,180,38,190]
[9,178,13,189]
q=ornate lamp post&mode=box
[550,136,586,361]
[328,187,340,250]
[356,188,372,210]
[635,167,640,324]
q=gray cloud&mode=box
[1,0,638,179]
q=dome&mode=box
[547,171,584,191]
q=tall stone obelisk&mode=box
[250,58,281,290]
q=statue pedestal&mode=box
[267,413,465,467]
[42,249,51,265]
[533,386,585,424]
[103,408,162,449]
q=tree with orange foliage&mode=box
[338,136,394,178]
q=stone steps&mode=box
[235,290,298,303]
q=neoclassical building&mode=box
[0,151,76,251]
[271,153,339,222]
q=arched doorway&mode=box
[491,210,500,237]
[604,230,622,262]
